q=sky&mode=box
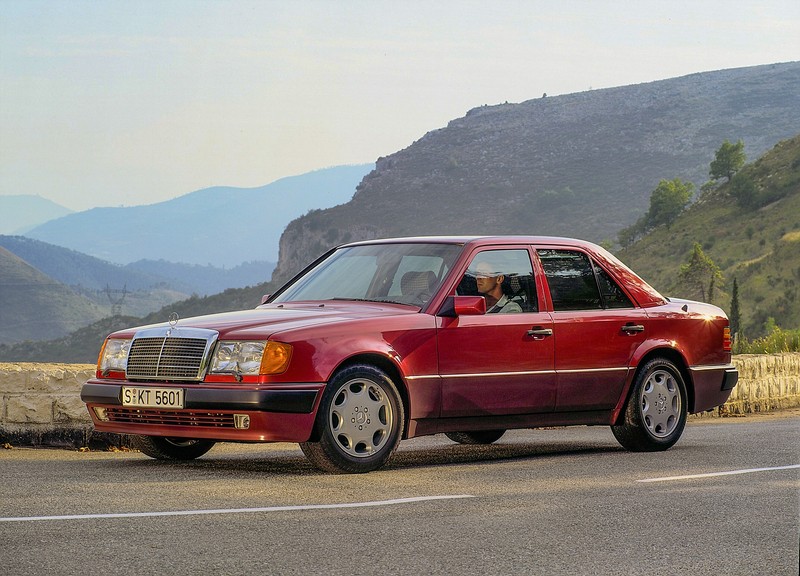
[1,1,798,212]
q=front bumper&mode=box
[81,382,319,413]
[81,380,323,443]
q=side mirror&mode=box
[260,293,272,305]
[439,295,486,317]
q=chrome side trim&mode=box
[688,363,736,372]
[557,367,629,374]
[407,367,628,380]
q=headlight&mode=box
[210,341,292,377]
[98,338,131,374]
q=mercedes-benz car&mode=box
[81,236,738,473]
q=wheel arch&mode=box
[614,345,695,425]
[329,352,412,439]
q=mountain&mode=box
[0,235,172,291]
[4,135,797,361]
[0,279,276,362]
[0,195,72,234]
[25,164,372,266]
[0,235,274,297]
[620,134,800,338]
[125,259,275,296]
[272,62,800,283]
[0,247,106,345]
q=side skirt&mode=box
[407,410,612,439]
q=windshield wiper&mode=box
[329,297,412,306]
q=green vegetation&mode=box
[709,139,746,183]
[621,134,800,340]
[619,179,695,247]
[733,325,800,354]
[678,243,724,304]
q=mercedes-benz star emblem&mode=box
[168,312,179,327]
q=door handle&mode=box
[622,323,645,334]
[527,327,553,338]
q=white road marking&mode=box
[0,494,475,523]
[638,464,800,483]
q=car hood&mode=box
[107,301,421,340]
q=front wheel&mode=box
[612,358,688,452]
[300,364,404,473]
[132,435,216,460]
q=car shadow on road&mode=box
[106,437,625,477]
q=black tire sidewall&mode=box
[314,364,405,473]
[627,358,688,449]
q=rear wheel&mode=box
[445,430,506,445]
[132,435,216,460]
[300,364,404,474]
[612,358,687,452]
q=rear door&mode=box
[536,247,647,411]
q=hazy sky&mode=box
[1,1,798,211]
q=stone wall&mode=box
[1,354,798,447]
[721,353,800,414]
[0,363,97,447]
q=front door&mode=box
[437,247,556,417]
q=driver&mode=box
[474,262,522,314]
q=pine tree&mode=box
[730,277,741,336]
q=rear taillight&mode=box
[723,326,732,352]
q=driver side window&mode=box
[459,249,537,313]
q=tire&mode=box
[611,358,688,452]
[300,364,404,474]
[132,435,216,460]
[445,430,506,445]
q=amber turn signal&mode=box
[260,341,293,375]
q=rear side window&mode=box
[537,249,633,311]
[595,266,633,309]
[538,250,601,311]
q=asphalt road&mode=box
[2,413,798,576]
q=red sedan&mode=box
[81,236,738,473]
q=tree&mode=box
[645,178,695,229]
[729,277,741,336]
[710,139,746,183]
[678,243,724,303]
[730,172,757,208]
[617,217,646,248]
[617,178,694,248]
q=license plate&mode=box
[121,386,184,409]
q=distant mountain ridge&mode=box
[273,62,800,282]
[0,235,275,296]
[25,164,372,266]
[0,195,72,234]
[0,234,277,344]
[0,246,106,345]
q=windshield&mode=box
[272,242,463,307]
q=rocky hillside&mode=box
[273,62,800,282]
[621,134,800,338]
[0,247,106,344]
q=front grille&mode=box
[125,327,218,382]
[106,407,235,428]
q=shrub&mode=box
[733,326,800,354]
